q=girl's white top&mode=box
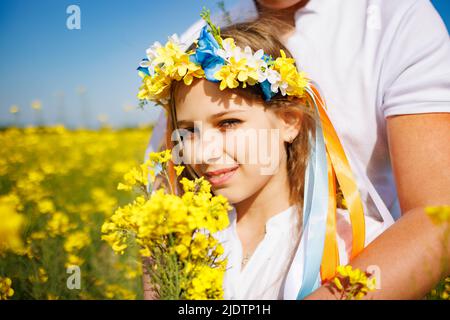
[214,204,386,300]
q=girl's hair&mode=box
[165,16,319,298]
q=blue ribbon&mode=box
[296,99,329,299]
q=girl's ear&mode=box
[275,106,303,144]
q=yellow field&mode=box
[0,125,152,299]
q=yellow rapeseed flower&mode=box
[0,194,24,256]
[65,253,85,267]
[174,165,185,177]
[9,105,19,114]
[28,267,48,283]
[47,211,72,237]
[104,284,136,300]
[64,231,91,253]
[183,264,225,300]
[330,265,376,300]
[37,199,55,214]
[0,277,14,300]
[425,206,450,225]
[149,149,172,164]
[31,100,42,110]
[38,267,48,283]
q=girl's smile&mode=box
[204,165,240,187]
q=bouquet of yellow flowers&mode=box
[101,150,232,299]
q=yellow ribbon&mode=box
[320,151,340,281]
[311,86,366,267]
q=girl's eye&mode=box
[182,127,199,140]
[218,119,242,130]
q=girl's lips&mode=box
[205,166,239,187]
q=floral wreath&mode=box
[137,9,309,107]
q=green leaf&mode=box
[200,7,223,48]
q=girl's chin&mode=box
[211,187,249,205]
[257,0,303,10]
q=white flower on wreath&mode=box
[217,38,242,61]
[242,47,268,83]
[266,68,288,95]
[145,41,162,61]
[140,41,163,75]
[167,33,187,51]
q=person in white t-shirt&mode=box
[143,0,450,299]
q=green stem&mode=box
[162,168,175,194]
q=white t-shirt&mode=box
[145,0,450,229]
[215,204,386,299]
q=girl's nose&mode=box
[196,128,223,165]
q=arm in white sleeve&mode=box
[380,0,450,118]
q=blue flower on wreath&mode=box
[190,26,225,82]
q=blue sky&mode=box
[0,0,448,128]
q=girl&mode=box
[138,17,387,299]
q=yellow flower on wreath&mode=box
[215,57,258,90]
[138,40,204,102]
[273,49,308,97]
[138,70,172,102]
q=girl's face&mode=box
[174,79,299,204]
